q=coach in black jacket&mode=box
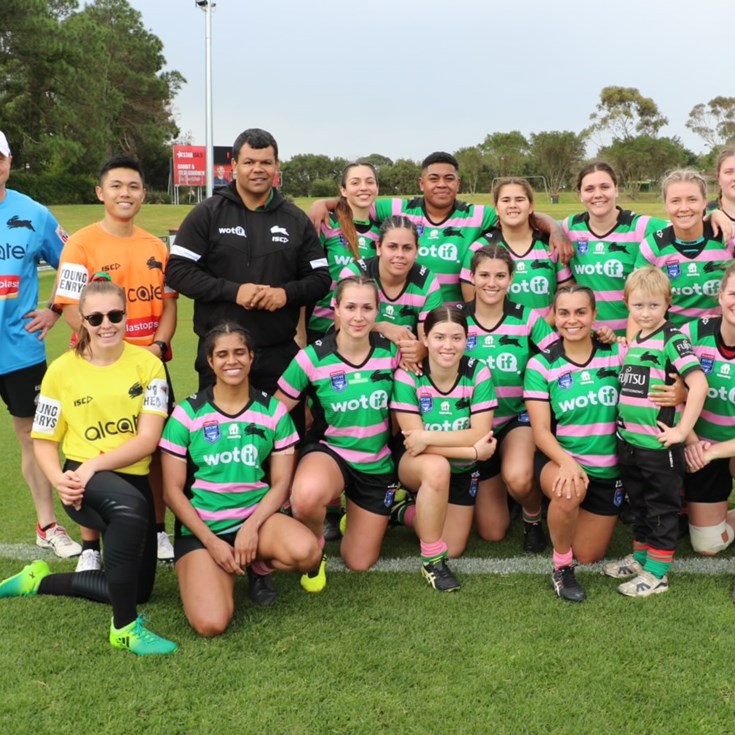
[167,128,330,396]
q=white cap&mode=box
[0,132,10,157]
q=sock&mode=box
[37,522,57,536]
[403,504,417,529]
[251,560,273,576]
[633,540,649,566]
[82,540,101,552]
[156,523,166,534]
[644,547,674,579]
[522,508,542,525]
[553,548,573,571]
[420,539,448,564]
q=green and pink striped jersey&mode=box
[616,323,702,451]
[308,214,380,337]
[391,355,497,474]
[278,332,398,475]
[374,197,497,304]
[524,340,622,480]
[634,222,734,329]
[159,387,299,536]
[461,229,572,317]
[339,256,443,334]
[563,209,666,334]
[680,317,734,445]
[464,299,557,429]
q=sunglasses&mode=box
[82,310,126,327]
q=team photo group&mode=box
[2,127,735,656]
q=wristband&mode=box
[48,303,63,316]
[153,340,168,360]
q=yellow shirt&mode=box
[31,343,168,475]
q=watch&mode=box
[153,340,168,359]
[48,303,63,316]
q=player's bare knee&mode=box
[689,522,735,556]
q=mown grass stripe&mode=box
[2,542,733,575]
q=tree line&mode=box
[1,0,183,198]
[280,88,735,200]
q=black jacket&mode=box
[166,184,330,349]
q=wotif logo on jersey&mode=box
[484,352,518,373]
[558,385,619,412]
[426,417,470,431]
[418,242,458,261]
[218,225,246,237]
[707,384,735,404]
[672,280,720,297]
[330,389,389,413]
[510,277,549,295]
[202,445,259,468]
[573,260,624,279]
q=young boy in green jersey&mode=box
[605,267,707,596]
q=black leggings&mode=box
[38,464,157,628]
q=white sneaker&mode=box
[75,549,102,572]
[617,571,669,597]
[36,524,82,559]
[601,554,643,579]
[157,531,174,562]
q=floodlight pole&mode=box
[196,0,215,198]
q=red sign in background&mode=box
[172,145,206,186]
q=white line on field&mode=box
[1,543,733,575]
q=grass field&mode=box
[1,205,734,735]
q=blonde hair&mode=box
[624,267,672,304]
[661,169,707,200]
[74,279,126,356]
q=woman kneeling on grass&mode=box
[275,276,401,593]
[464,245,558,552]
[160,323,321,637]
[523,285,623,603]
[0,277,176,655]
[390,305,497,592]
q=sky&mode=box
[124,0,732,162]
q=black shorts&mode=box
[534,451,623,516]
[0,361,46,418]
[174,530,237,563]
[449,470,481,506]
[477,412,532,481]
[300,441,397,517]
[684,458,734,504]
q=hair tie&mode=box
[90,271,112,282]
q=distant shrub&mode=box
[9,172,98,204]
